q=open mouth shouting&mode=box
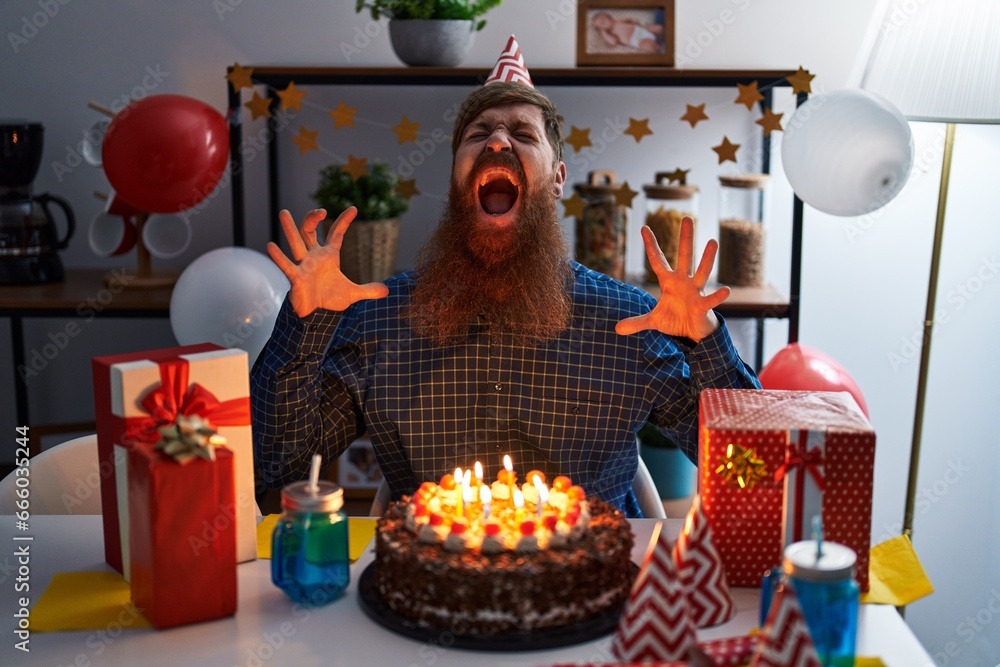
[476,167,521,220]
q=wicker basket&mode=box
[329,216,401,284]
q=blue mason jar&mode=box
[782,540,860,667]
[271,480,350,606]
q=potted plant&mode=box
[637,422,696,501]
[355,0,503,66]
[312,161,408,284]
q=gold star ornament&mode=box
[226,63,254,91]
[680,103,709,128]
[756,107,784,136]
[291,126,319,155]
[277,82,306,111]
[561,192,586,219]
[244,92,271,121]
[665,168,690,185]
[392,116,420,144]
[624,118,653,143]
[712,136,740,164]
[734,81,764,111]
[564,126,592,153]
[396,178,420,200]
[614,182,639,208]
[787,66,815,95]
[343,154,369,181]
[329,101,358,129]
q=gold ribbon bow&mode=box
[156,414,227,465]
[715,443,768,490]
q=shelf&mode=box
[0,269,172,317]
[629,279,789,319]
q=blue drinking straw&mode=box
[812,514,824,559]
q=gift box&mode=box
[128,441,237,628]
[699,389,875,590]
[93,344,257,573]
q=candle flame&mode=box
[463,469,472,487]
[503,455,513,472]
[464,483,475,503]
[454,467,463,482]
[513,488,524,509]
[480,485,491,504]
[533,475,549,503]
[474,461,483,483]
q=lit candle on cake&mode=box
[463,472,474,519]
[534,476,549,518]
[513,487,525,524]
[474,461,483,485]
[480,485,492,522]
[455,467,464,518]
[503,455,515,499]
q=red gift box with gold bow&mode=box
[93,344,257,574]
[699,389,876,590]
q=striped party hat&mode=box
[485,35,533,87]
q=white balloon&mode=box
[170,247,290,367]
[781,89,914,217]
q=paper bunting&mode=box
[343,154,368,181]
[712,136,740,165]
[624,118,653,143]
[611,522,696,662]
[561,192,586,219]
[673,494,736,628]
[681,103,709,128]
[614,182,639,208]
[392,116,420,144]
[329,101,358,129]
[396,179,420,200]
[756,107,784,136]
[244,92,271,120]
[702,635,762,666]
[734,81,764,111]
[485,35,533,87]
[564,126,592,153]
[277,82,305,111]
[226,63,254,91]
[291,127,319,155]
[751,583,822,667]
[787,66,815,95]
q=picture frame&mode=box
[576,0,675,67]
[334,437,383,499]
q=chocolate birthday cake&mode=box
[373,469,634,635]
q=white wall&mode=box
[2,1,998,663]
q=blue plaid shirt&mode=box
[251,262,759,516]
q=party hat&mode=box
[751,583,823,667]
[673,494,736,627]
[611,522,696,662]
[485,35,533,87]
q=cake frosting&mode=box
[373,469,634,635]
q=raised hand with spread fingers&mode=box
[615,216,730,343]
[266,207,389,318]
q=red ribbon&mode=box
[121,357,251,446]
[774,432,826,542]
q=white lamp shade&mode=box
[782,89,914,217]
[854,0,1000,123]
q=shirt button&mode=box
[495,444,503,452]
[494,382,503,392]
[571,406,581,415]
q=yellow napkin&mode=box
[861,534,934,606]
[30,572,152,632]
[256,515,377,562]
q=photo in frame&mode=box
[576,0,675,67]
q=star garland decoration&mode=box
[624,118,653,143]
[564,126,592,153]
[680,103,709,128]
[712,136,740,164]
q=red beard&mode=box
[405,153,572,347]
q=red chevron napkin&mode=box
[751,583,822,667]
[611,522,696,662]
[673,494,736,627]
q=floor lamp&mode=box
[854,0,1000,543]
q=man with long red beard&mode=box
[252,40,759,516]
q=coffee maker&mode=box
[0,121,75,284]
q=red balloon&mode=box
[758,343,870,418]
[102,95,229,214]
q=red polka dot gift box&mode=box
[699,389,876,590]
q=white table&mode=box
[0,515,934,667]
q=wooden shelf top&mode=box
[0,268,173,315]
[630,278,790,319]
[233,66,798,89]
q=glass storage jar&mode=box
[642,174,698,282]
[573,170,628,281]
[271,479,350,606]
[717,173,770,287]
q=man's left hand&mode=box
[615,217,730,343]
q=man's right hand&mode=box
[267,207,390,318]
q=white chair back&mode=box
[0,434,102,515]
